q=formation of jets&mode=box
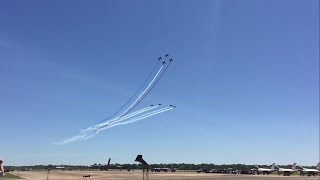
[253,162,320,176]
[159,53,173,65]
[149,104,176,108]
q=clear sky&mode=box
[0,0,319,166]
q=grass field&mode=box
[6,170,319,180]
[1,173,22,179]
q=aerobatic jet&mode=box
[158,57,162,61]
[169,58,173,62]
[165,54,169,58]
[162,61,166,65]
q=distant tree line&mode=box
[5,163,315,172]
[5,164,257,171]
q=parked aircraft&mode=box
[254,163,275,175]
[100,158,111,171]
[152,168,172,172]
[55,166,72,171]
[56,166,65,170]
[276,163,296,176]
[298,163,320,176]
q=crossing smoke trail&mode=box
[58,106,158,144]
[82,105,160,132]
[102,105,160,126]
[59,105,162,143]
[57,106,174,144]
[56,104,162,144]
[118,64,164,117]
[127,61,172,113]
[99,106,174,130]
[95,61,161,124]
[99,106,174,129]
[85,63,167,133]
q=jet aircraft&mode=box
[254,163,275,175]
[276,163,296,176]
[298,163,320,176]
[165,54,169,58]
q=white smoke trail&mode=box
[56,60,174,145]
[57,105,162,144]
[55,129,100,145]
[117,65,164,117]
[98,106,171,129]
[106,104,160,125]
[56,106,174,144]
[84,105,160,132]
[99,106,174,131]
[120,107,174,125]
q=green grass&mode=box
[2,173,23,179]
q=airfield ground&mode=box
[5,170,319,180]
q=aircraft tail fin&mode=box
[316,162,320,170]
[292,163,297,170]
[270,163,275,170]
[106,158,111,170]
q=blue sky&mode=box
[0,0,319,166]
